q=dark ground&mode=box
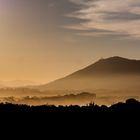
[0,98,139,138]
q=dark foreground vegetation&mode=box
[0,98,140,114]
[1,98,140,135]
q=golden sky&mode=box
[1,0,140,83]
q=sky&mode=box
[1,0,140,84]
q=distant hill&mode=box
[0,80,39,87]
[44,92,96,105]
[31,57,140,95]
[4,92,96,106]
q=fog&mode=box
[0,88,140,106]
[0,74,140,106]
[1,94,140,106]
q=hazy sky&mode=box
[1,0,140,83]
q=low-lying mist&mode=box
[0,88,140,106]
[0,75,140,106]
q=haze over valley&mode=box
[0,57,140,105]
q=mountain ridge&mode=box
[67,56,140,77]
[32,56,140,91]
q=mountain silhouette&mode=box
[68,56,140,76]
[34,56,140,92]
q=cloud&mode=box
[67,0,140,39]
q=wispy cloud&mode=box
[67,0,140,39]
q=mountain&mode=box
[33,56,140,94]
